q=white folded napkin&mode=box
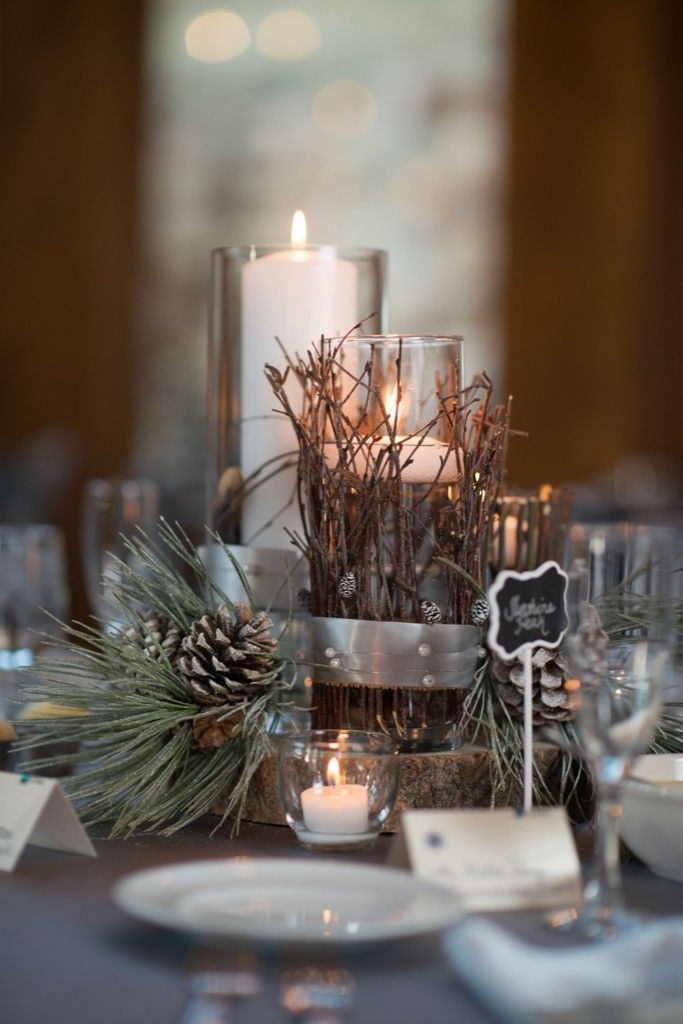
[444,917,683,1024]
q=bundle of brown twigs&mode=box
[266,332,514,625]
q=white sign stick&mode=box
[522,646,533,813]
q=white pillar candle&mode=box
[240,212,358,548]
[301,756,369,835]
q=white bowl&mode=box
[622,754,683,882]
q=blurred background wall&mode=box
[506,0,683,487]
[1,0,681,616]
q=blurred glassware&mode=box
[572,454,683,523]
[488,484,574,575]
[563,522,675,940]
[0,525,69,668]
[0,524,69,769]
[82,479,159,630]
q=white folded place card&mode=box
[392,807,581,912]
[0,771,96,872]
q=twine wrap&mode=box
[311,617,479,689]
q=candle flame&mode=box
[291,209,307,247]
[327,755,340,786]
[384,384,406,426]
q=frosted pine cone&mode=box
[339,572,357,600]
[471,598,490,626]
[126,612,183,667]
[492,646,575,723]
[420,600,442,624]
[179,603,280,707]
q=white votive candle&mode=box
[322,382,461,484]
[323,437,461,484]
[301,757,369,835]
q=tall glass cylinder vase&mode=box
[206,242,387,653]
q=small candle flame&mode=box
[384,386,398,420]
[291,209,307,248]
[384,384,407,426]
[327,756,340,787]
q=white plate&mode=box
[113,856,463,946]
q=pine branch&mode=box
[14,522,290,837]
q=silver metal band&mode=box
[311,616,480,689]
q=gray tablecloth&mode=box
[3,820,683,1024]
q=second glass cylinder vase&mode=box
[265,333,506,752]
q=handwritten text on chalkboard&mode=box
[487,561,568,660]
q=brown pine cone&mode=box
[492,646,575,723]
[178,603,279,707]
[192,711,243,749]
[126,612,183,667]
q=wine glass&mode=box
[563,522,674,939]
[81,479,159,630]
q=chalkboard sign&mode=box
[487,560,568,661]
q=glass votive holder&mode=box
[277,730,399,852]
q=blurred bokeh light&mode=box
[311,80,378,137]
[255,9,321,61]
[184,9,251,62]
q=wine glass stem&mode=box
[586,780,624,919]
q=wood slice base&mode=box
[214,743,567,833]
